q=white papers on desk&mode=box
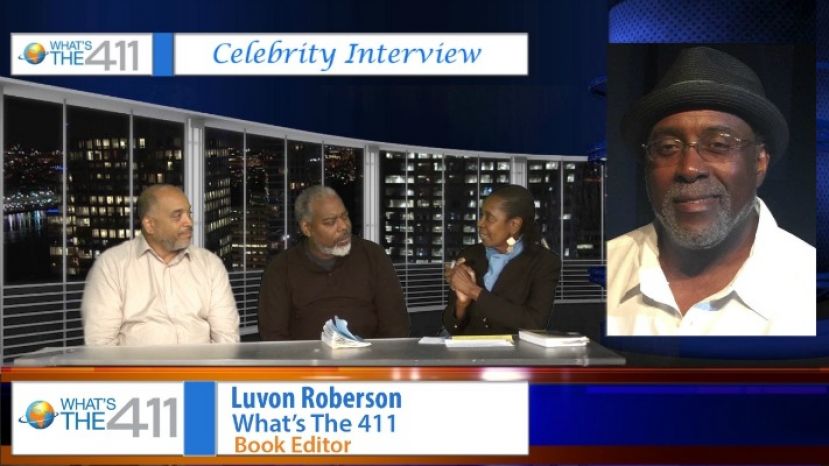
[321,316,371,348]
[418,337,446,345]
[518,329,589,347]
[444,335,515,348]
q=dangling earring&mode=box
[506,236,516,254]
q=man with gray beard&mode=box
[258,185,409,340]
[606,47,815,336]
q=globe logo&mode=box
[19,42,47,65]
[18,400,59,429]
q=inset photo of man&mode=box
[606,44,816,336]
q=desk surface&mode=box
[13,337,625,367]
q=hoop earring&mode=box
[506,236,516,254]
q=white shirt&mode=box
[607,199,815,336]
[82,234,240,346]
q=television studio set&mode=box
[0,0,826,464]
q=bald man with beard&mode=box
[82,184,240,345]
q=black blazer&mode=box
[442,242,562,335]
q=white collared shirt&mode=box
[82,234,240,346]
[607,198,815,336]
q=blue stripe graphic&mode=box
[184,381,216,455]
[152,33,174,76]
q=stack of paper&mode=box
[444,334,515,348]
[321,316,371,348]
[518,330,589,348]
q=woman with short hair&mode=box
[443,184,562,335]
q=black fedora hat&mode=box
[620,46,789,162]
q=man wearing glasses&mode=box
[606,46,815,336]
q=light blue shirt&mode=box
[483,238,524,291]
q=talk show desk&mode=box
[13,337,625,367]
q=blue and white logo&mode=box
[19,42,48,64]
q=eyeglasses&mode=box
[642,130,757,167]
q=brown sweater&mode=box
[258,236,410,340]
[442,243,561,335]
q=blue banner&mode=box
[530,384,829,445]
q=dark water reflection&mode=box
[4,210,61,283]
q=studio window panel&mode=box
[324,144,363,238]
[408,152,443,264]
[527,159,562,253]
[562,161,602,259]
[379,150,410,263]
[3,96,63,284]
[132,116,184,234]
[287,140,322,245]
[379,150,447,310]
[246,133,285,268]
[443,155,478,260]
[66,106,130,279]
[204,128,243,271]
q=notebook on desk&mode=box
[518,330,589,348]
[445,334,515,348]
